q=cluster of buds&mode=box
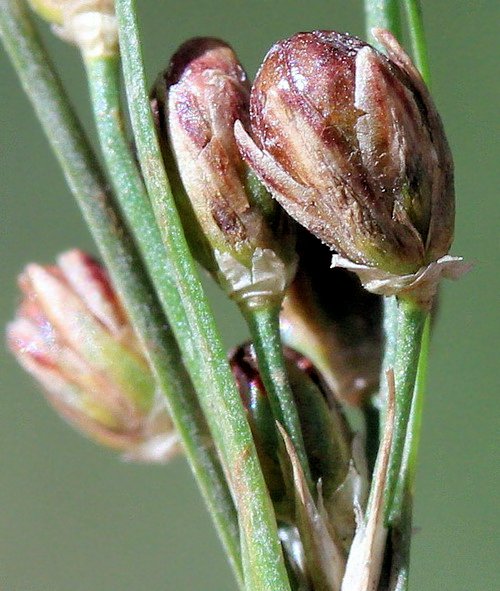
[7,250,180,463]
[7,13,468,590]
[152,37,297,309]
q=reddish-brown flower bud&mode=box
[153,37,296,308]
[236,29,468,307]
[7,250,180,463]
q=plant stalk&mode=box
[83,54,243,585]
[114,1,291,589]
[404,0,431,84]
[242,304,313,491]
[364,0,402,47]
[384,298,427,524]
[387,316,430,589]
[387,5,432,587]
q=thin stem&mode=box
[365,0,433,583]
[387,316,430,589]
[114,2,291,589]
[407,316,430,489]
[364,0,403,47]
[0,2,241,585]
[390,315,430,516]
[83,55,242,585]
[242,304,313,490]
[384,298,427,525]
[404,0,431,84]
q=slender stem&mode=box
[404,0,431,84]
[387,316,430,589]
[364,0,403,47]
[242,304,313,490]
[83,55,243,585]
[115,2,291,589]
[386,7,432,579]
[407,316,430,489]
[390,316,430,518]
[0,2,241,585]
[384,298,427,525]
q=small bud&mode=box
[236,29,468,308]
[29,0,118,59]
[7,250,180,463]
[153,37,296,308]
[281,228,383,406]
[230,343,354,523]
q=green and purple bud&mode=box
[152,37,296,309]
[229,343,355,526]
[7,250,180,462]
[236,29,468,308]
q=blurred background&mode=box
[1,1,498,589]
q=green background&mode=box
[1,1,498,589]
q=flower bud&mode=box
[235,29,468,307]
[7,250,180,463]
[29,0,118,59]
[229,343,353,521]
[152,37,296,308]
[281,228,383,406]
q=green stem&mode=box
[364,0,403,47]
[82,54,243,585]
[242,304,313,490]
[390,316,430,518]
[404,0,431,84]
[384,298,427,525]
[406,316,430,490]
[114,2,291,589]
[387,316,430,589]
[386,7,431,582]
[0,2,241,585]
